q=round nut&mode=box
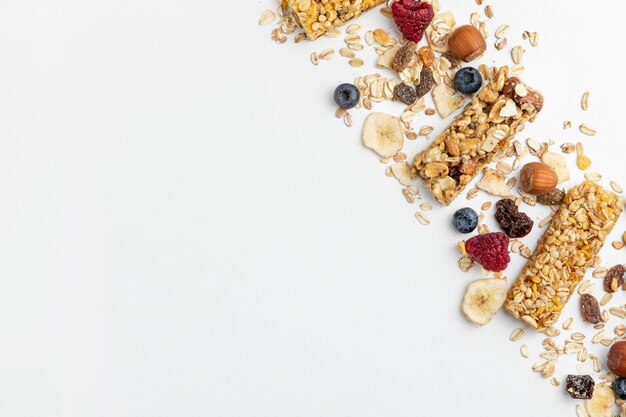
[520,162,558,195]
[608,341,626,377]
[447,25,487,63]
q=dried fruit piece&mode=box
[392,41,416,73]
[465,232,510,272]
[495,199,534,238]
[580,294,602,324]
[362,113,404,158]
[542,151,570,183]
[476,168,512,197]
[604,265,625,293]
[416,66,435,97]
[461,278,508,325]
[391,0,434,43]
[567,375,595,400]
[418,46,435,66]
[585,383,615,417]
[393,83,417,105]
[536,188,565,206]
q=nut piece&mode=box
[608,341,626,377]
[447,25,487,62]
[520,162,558,195]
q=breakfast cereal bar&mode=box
[505,181,623,332]
[282,0,386,40]
[412,67,544,205]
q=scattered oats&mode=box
[592,266,608,278]
[579,123,597,136]
[372,28,390,44]
[348,43,364,51]
[349,58,364,67]
[325,28,341,37]
[571,332,586,342]
[310,52,319,65]
[511,45,524,64]
[542,361,555,378]
[563,120,572,129]
[609,307,626,318]
[561,143,575,154]
[506,177,517,189]
[520,245,531,258]
[510,328,525,341]
[496,161,512,175]
[577,280,593,295]
[509,64,525,76]
[522,30,529,40]
[335,107,347,118]
[363,97,373,110]
[484,5,494,18]
[532,359,548,372]
[418,125,434,136]
[479,21,488,39]
[540,351,558,360]
[522,196,536,206]
[610,181,623,193]
[420,202,432,211]
[344,34,361,44]
[592,330,606,344]
[495,24,510,39]
[550,377,560,387]
[581,91,590,111]
[319,49,335,60]
[340,48,356,58]
[343,112,353,127]
[258,9,276,25]
[380,157,391,164]
[478,224,490,234]
[481,201,492,211]
[562,317,573,330]
[385,166,393,176]
[602,310,610,323]
[379,7,392,19]
[593,355,602,372]
[467,187,479,199]
[294,32,307,43]
[584,172,602,182]
[612,240,624,250]
[393,152,407,163]
[346,24,361,34]
[407,185,419,195]
[615,324,626,337]
[529,32,538,47]
[511,158,520,171]
[402,188,415,204]
[576,404,589,417]
[470,12,481,29]
[365,31,374,46]
[520,344,529,358]
[495,38,507,51]
[415,212,430,225]
[406,131,418,140]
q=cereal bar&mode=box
[505,182,623,332]
[282,0,385,40]
[412,67,544,205]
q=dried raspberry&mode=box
[393,82,417,105]
[494,199,534,238]
[415,67,435,97]
[465,232,510,272]
[391,0,434,43]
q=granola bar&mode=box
[412,67,544,205]
[282,0,385,40]
[505,182,623,332]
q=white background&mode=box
[0,0,625,416]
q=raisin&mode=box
[580,294,602,324]
[393,82,417,105]
[415,67,435,97]
[418,46,435,67]
[536,188,565,206]
[494,199,533,238]
[566,375,595,399]
[604,265,625,293]
[392,41,416,73]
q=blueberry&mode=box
[613,378,626,400]
[334,83,360,109]
[452,207,478,233]
[454,67,483,95]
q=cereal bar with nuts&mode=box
[412,67,544,205]
[505,181,623,332]
[282,0,385,40]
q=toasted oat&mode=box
[509,64,524,76]
[470,12,481,29]
[346,24,361,34]
[310,52,319,65]
[484,5,494,18]
[424,107,436,116]
[562,317,573,330]
[529,32,538,47]
[585,172,602,182]
[538,214,552,228]
[494,38,507,50]
[481,201,492,211]
[610,181,623,193]
[615,324,626,337]
[563,120,572,129]
[495,24,510,39]
[511,45,524,64]
[592,266,608,278]
[340,48,356,58]
[609,307,626,318]
[258,9,276,25]
[418,126,434,137]
[520,344,529,358]
[467,187,479,200]
[402,188,415,204]
[613,241,625,250]
[581,91,590,110]
[419,202,432,211]
[479,21,488,38]
[343,112,353,127]
[349,58,364,67]
[579,123,597,136]
[576,404,589,417]
[561,143,575,154]
[510,328,524,341]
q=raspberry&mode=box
[391,0,434,43]
[465,232,510,272]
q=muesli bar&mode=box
[282,0,385,40]
[412,67,544,205]
[505,181,623,332]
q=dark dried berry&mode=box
[536,188,565,206]
[580,293,602,324]
[392,41,416,73]
[566,375,595,399]
[604,265,625,293]
[494,199,533,238]
[415,67,435,97]
[393,82,417,105]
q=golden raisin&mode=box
[418,46,435,67]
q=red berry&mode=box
[465,232,510,272]
[391,0,434,43]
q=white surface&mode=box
[0,1,625,416]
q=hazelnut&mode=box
[447,25,487,62]
[608,341,626,377]
[520,162,558,195]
